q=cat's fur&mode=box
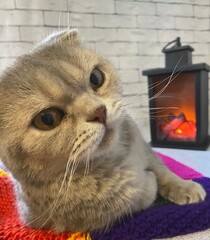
[0,30,206,233]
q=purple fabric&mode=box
[91,177,210,240]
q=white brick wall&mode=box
[0,27,20,41]
[16,0,68,11]
[0,0,210,140]
[0,0,15,9]
[68,0,115,14]
[44,12,93,27]
[95,42,138,56]
[137,16,175,29]
[157,3,194,17]
[175,18,209,30]
[116,2,156,15]
[94,14,137,28]
[0,10,44,25]
[19,27,54,41]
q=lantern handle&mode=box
[162,37,181,53]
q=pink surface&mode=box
[156,152,203,180]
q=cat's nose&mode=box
[87,105,107,125]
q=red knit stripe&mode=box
[0,174,89,240]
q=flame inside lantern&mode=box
[159,112,196,141]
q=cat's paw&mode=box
[159,179,206,205]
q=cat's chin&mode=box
[78,126,115,162]
[99,127,114,146]
[93,127,117,158]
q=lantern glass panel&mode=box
[151,72,196,142]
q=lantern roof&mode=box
[162,37,194,53]
[143,63,210,77]
[143,37,210,76]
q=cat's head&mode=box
[0,29,124,179]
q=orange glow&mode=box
[174,121,196,139]
[176,129,183,134]
[152,73,197,142]
[153,73,197,126]
[160,113,196,141]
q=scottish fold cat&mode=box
[0,30,206,233]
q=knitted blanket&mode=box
[0,153,210,240]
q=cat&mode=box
[0,29,206,233]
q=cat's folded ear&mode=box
[40,29,80,47]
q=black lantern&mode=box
[143,38,210,150]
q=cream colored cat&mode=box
[0,30,206,233]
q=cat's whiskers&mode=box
[32,160,78,232]
[149,107,179,113]
[148,74,172,90]
[89,148,94,171]
[59,143,97,220]
[66,1,74,45]
[126,108,181,120]
[33,147,88,233]
[122,61,185,123]
[113,100,123,111]
[37,147,82,230]
[58,11,62,34]
[18,142,80,231]
[122,96,180,107]
[146,62,186,103]
[122,67,186,112]
[83,148,91,179]
[20,156,75,232]
[64,135,94,193]
[122,93,180,108]
[110,100,124,122]
[49,140,89,219]
[67,0,70,30]
[147,64,185,92]
[126,63,187,108]
[67,153,80,188]
[149,115,176,119]
[149,106,181,120]
[123,65,184,100]
[60,152,83,221]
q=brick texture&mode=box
[116,1,156,15]
[157,3,193,17]
[94,14,137,28]
[0,27,20,41]
[0,10,44,26]
[0,42,33,57]
[0,0,210,137]
[15,0,68,10]
[44,12,93,27]
[68,0,115,14]
[0,0,15,9]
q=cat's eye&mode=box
[32,108,64,130]
[90,68,104,90]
